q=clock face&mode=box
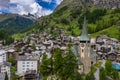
[81,43,84,47]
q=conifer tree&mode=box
[105,60,113,76]
[99,67,106,80]
[53,48,64,79]
[40,54,51,76]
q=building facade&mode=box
[0,50,6,63]
[0,62,11,80]
[17,55,38,76]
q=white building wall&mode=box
[1,66,11,80]
[0,50,6,63]
[17,61,38,75]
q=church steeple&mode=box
[80,16,90,42]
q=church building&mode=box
[73,16,97,74]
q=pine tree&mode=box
[105,60,113,76]
[40,54,51,76]
[74,72,83,80]
[99,67,106,80]
[40,45,80,79]
[53,48,64,79]
[112,69,119,80]
[85,72,95,80]
[53,45,78,80]
[63,47,77,79]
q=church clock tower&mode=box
[78,16,91,74]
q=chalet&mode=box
[0,50,7,63]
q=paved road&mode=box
[94,67,99,80]
[101,60,106,68]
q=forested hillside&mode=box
[13,0,120,40]
[0,14,35,34]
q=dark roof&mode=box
[0,61,11,67]
[25,70,37,75]
[17,55,38,61]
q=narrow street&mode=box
[101,60,106,68]
[94,67,99,80]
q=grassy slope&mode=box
[91,25,119,39]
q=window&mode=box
[27,65,29,67]
[3,58,5,60]
[23,65,25,67]
[22,68,25,70]
[4,69,6,71]
[22,62,25,64]
[82,49,84,53]
[27,62,29,64]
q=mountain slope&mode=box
[14,0,120,40]
[0,14,35,35]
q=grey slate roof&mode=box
[0,61,11,67]
[17,55,37,61]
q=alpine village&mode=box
[0,0,120,80]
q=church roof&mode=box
[80,16,90,41]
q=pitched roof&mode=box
[0,61,11,67]
[80,16,90,41]
[17,55,38,61]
